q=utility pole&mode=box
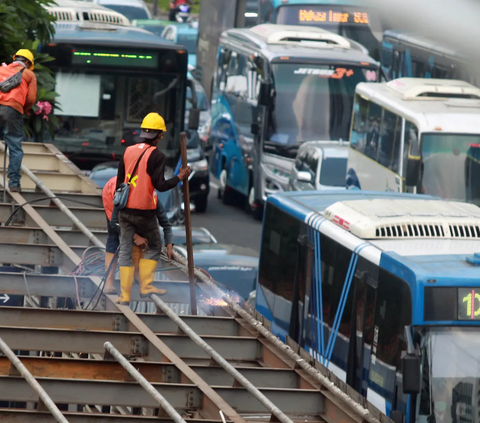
[153,0,158,17]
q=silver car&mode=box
[288,141,349,191]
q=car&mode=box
[288,141,349,192]
[161,23,198,69]
[186,77,212,154]
[131,19,170,36]
[86,0,152,21]
[88,161,185,226]
[170,226,217,246]
[174,243,258,300]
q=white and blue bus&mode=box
[256,189,480,423]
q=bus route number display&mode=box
[72,51,158,69]
[458,288,480,320]
[298,9,369,25]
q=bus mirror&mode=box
[405,158,421,186]
[402,353,420,394]
[188,108,200,130]
[297,171,312,183]
[259,81,272,107]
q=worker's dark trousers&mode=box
[105,216,120,254]
[118,210,162,267]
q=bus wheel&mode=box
[248,186,263,221]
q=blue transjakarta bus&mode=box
[256,189,480,423]
[210,23,379,219]
[381,30,478,87]
[258,0,383,59]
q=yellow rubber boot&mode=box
[132,245,144,283]
[104,252,118,295]
[116,267,135,305]
[139,259,166,298]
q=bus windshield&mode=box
[419,134,480,204]
[419,327,480,423]
[276,5,381,58]
[265,63,372,158]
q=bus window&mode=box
[350,94,369,153]
[215,49,231,92]
[378,109,402,173]
[365,102,382,161]
[305,150,319,183]
[403,121,419,177]
[225,52,248,97]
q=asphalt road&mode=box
[191,175,263,252]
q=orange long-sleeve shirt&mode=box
[0,63,37,115]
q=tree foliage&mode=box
[0,0,56,63]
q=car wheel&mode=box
[195,194,208,213]
[219,168,234,205]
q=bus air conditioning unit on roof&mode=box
[47,6,130,26]
[250,24,350,49]
[386,78,480,100]
[324,199,480,239]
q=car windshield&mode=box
[265,64,373,158]
[319,157,347,187]
[276,5,381,59]
[102,4,149,20]
[418,328,480,423]
[418,134,480,205]
[177,33,197,55]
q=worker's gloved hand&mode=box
[167,243,173,260]
[134,233,149,250]
[178,166,191,181]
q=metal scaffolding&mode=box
[0,141,393,423]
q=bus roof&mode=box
[52,22,180,50]
[356,78,480,134]
[221,24,377,66]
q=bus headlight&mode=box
[189,159,208,172]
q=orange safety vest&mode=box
[123,143,156,210]
[102,176,117,220]
[0,63,29,106]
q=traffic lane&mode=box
[191,176,262,252]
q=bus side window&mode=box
[379,109,402,173]
[365,102,382,161]
[350,94,368,153]
[403,121,420,175]
[225,52,248,97]
[305,150,319,183]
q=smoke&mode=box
[365,0,480,60]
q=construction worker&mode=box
[102,176,174,295]
[115,112,190,305]
[0,49,37,192]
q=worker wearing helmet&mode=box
[0,49,37,192]
[102,176,175,295]
[115,112,190,305]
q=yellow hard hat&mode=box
[13,49,35,71]
[140,112,167,139]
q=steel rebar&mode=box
[103,341,187,423]
[0,337,69,423]
[150,293,294,423]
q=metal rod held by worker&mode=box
[103,341,187,423]
[2,142,7,204]
[179,131,197,315]
[0,337,69,423]
[150,294,294,423]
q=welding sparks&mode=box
[198,293,242,307]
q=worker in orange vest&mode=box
[0,49,37,192]
[102,176,174,295]
[115,112,190,305]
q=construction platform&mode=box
[0,142,392,423]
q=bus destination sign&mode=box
[298,8,369,25]
[72,51,158,68]
[458,288,480,320]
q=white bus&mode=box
[347,78,480,205]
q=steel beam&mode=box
[0,307,239,336]
[0,272,196,303]
[0,326,260,361]
[0,356,302,389]
[0,204,105,228]
[6,191,104,208]
[0,410,224,423]
[0,226,107,246]
[0,377,323,414]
